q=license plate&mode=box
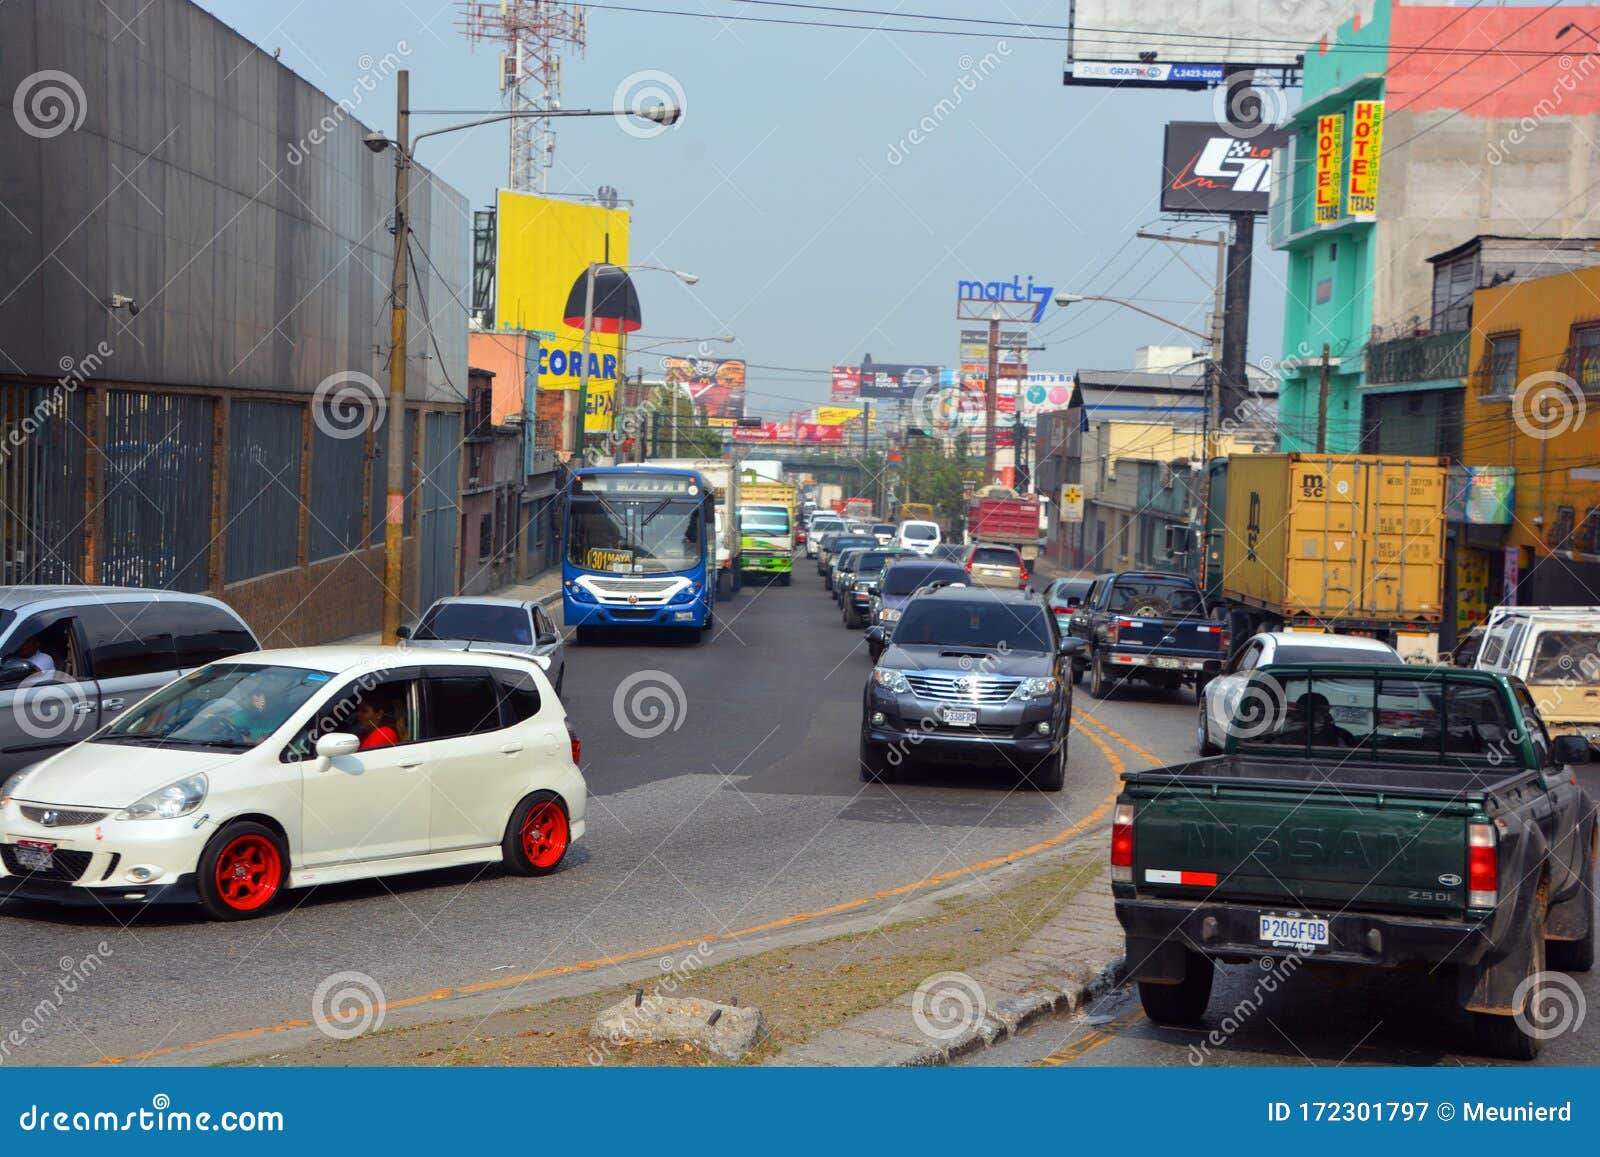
[1258,914,1329,947]
[674,612,695,622]
[941,707,978,726]
[1154,656,1181,669]
[15,840,56,871]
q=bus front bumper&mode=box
[564,599,709,629]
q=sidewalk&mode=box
[335,569,565,646]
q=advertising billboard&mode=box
[859,361,942,400]
[662,357,747,422]
[1314,114,1344,225]
[830,366,860,401]
[1065,1,1365,87]
[1160,122,1288,215]
[494,190,630,432]
[1347,100,1384,218]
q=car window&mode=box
[282,671,421,761]
[76,600,179,680]
[902,523,938,540]
[422,669,503,739]
[1235,642,1261,673]
[1273,644,1394,665]
[1498,621,1528,672]
[1445,682,1513,757]
[1527,629,1600,682]
[883,565,964,595]
[856,551,896,572]
[1082,581,1100,608]
[1107,577,1203,616]
[172,604,258,667]
[493,667,542,725]
[892,600,1052,652]
[972,547,1020,566]
[417,602,533,645]
[532,605,557,642]
[2,611,89,682]
[1478,623,1507,668]
[1512,682,1554,765]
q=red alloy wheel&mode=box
[213,833,283,912]
[520,801,569,869]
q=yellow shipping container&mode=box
[1220,453,1446,625]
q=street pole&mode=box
[1317,343,1331,453]
[984,314,999,484]
[571,263,596,459]
[1220,68,1260,429]
[381,69,411,645]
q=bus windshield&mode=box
[567,494,704,574]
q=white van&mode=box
[1474,605,1600,754]
[896,520,941,556]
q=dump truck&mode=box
[739,478,798,585]
[1192,454,1447,662]
[966,486,1042,562]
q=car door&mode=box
[531,604,564,691]
[76,598,187,726]
[287,669,431,867]
[1209,639,1265,742]
[421,665,517,852]
[0,610,100,772]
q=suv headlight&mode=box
[872,668,912,694]
[116,774,208,821]
[878,608,901,622]
[1013,676,1059,700]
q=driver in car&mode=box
[1292,691,1359,748]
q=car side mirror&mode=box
[865,626,885,645]
[1551,734,1590,766]
[1058,637,1086,657]
[395,624,412,640]
[538,631,560,646]
[0,656,36,688]
[315,732,362,759]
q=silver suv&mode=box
[0,587,258,774]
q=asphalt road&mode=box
[965,768,1600,1070]
[0,562,1181,1065]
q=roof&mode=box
[1070,369,1277,425]
[920,585,1038,605]
[1258,632,1396,652]
[427,595,534,609]
[1427,234,1600,267]
[242,645,540,674]
[0,586,239,614]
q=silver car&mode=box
[399,597,566,695]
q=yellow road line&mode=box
[1032,1007,1146,1066]
[1074,709,1163,768]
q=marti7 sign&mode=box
[1347,100,1384,218]
[1314,113,1344,225]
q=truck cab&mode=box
[1474,605,1600,756]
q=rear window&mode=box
[1107,576,1203,616]
[972,547,1020,566]
[893,600,1053,653]
[1527,629,1600,682]
[883,564,965,595]
[902,523,938,540]
[1248,674,1512,761]
[855,551,896,572]
[416,602,531,645]
[1273,644,1393,665]
[872,524,896,535]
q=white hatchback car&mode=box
[896,520,941,555]
[0,647,586,920]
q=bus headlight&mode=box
[670,583,699,604]
[566,582,597,604]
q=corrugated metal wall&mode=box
[419,412,461,611]
[367,409,418,548]
[226,400,303,583]
[309,403,369,562]
[0,385,86,584]
[101,391,213,591]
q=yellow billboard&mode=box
[1314,114,1343,225]
[1347,100,1383,218]
[495,190,630,431]
[815,406,862,426]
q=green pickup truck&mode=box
[1113,663,1596,1059]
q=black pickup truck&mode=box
[1066,571,1227,700]
[1113,663,1596,1059]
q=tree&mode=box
[900,436,982,531]
[639,386,724,459]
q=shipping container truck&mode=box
[843,497,874,521]
[644,458,742,599]
[739,479,798,585]
[1193,453,1447,661]
[966,488,1043,562]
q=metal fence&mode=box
[226,400,303,583]
[0,384,86,584]
[101,391,214,591]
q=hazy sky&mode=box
[196,0,1288,417]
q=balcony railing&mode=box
[1364,330,1469,386]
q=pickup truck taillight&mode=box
[567,721,582,768]
[1107,617,1135,644]
[1468,822,1497,908]
[1197,623,1228,651]
[1111,803,1135,883]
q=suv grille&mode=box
[20,806,108,828]
[1,845,95,882]
[905,673,1021,704]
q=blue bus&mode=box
[561,465,716,641]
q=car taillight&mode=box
[1468,822,1497,908]
[1111,803,1135,882]
[1019,566,1029,584]
[1108,617,1134,644]
[566,722,581,767]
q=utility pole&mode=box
[1317,343,1331,453]
[381,70,411,645]
[983,314,1000,483]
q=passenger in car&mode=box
[355,697,399,750]
[13,635,55,678]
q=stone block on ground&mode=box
[590,995,766,1059]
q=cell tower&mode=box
[460,1,587,193]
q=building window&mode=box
[1571,325,1600,391]
[1584,506,1600,556]
[479,513,492,562]
[1484,332,1520,395]
[1553,505,1576,552]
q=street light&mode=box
[369,69,680,643]
[1052,293,1212,343]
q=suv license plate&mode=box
[1154,656,1181,669]
[1258,914,1329,947]
[941,708,978,726]
[15,840,56,871]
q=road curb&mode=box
[763,863,1127,1067]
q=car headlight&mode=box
[116,774,208,821]
[1013,676,1059,700]
[0,767,33,806]
[872,668,912,694]
[878,608,901,622]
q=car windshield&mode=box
[1107,576,1203,616]
[893,600,1052,653]
[883,564,965,595]
[1050,579,1090,603]
[566,494,703,574]
[98,663,328,751]
[972,547,1020,566]
[902,523,938,540]
[415,602,531,645]
[852,551,896,574]
[1528,629,1600,681]
[1273,643,1392,665]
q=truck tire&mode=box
[1137,951,1214,1026]
[1549,841,1595,971]
[1070,660,1083,686]
[1127,596,1171,618]
[779,572,792,587]
[859,739,895,784]
[1473,901,1546,1060]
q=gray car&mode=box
[399,597,566,695]
[0,586,259,776]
